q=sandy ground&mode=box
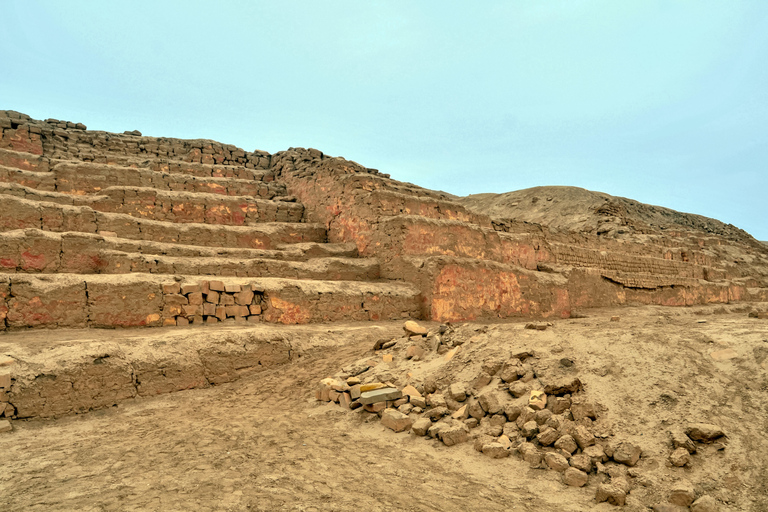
[1,304,767,511]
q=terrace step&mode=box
[0,273,421,329]
[0,229,378,280]
[0,229,357,263]
[0,159,285,198]
[0,182,304,225]
[0,195,326,249]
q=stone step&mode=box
[0,182,304,225]
[0,229,379,280]
[0,159,285,198]
[0,195,326,249]
[0,229,357,265]
[0,273,421,329]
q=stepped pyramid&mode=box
[1,109,767,331]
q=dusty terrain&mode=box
[2,304,767,511]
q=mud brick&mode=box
[200,281,210,294]
[181,283,201,294]
[162,318,176,327]
[235,290,254,305]
[165,304,183,316]
[176,316,189,326]
[363,402,386,413]
[249,304,262,315]
[162,283,180,294]
[225,305,246,318]
[164,294,188,306]
[205,316,219,324]
[225,284,242,293]
[188,292,204,305]
[0,373,10,389]
[220,293,235,305]
[203,303,217,316]
[182,304,202,316]
[247,316,260,323]
[251,284,265,293]
[209,280,225,292]
[205,291,220,304]
[190,315,204,324]
[215,306,227,320]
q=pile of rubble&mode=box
[315,320,724,510]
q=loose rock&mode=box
[685,423,725,443]
[669,447,691,467]
[380,409,412,433]
[563,467,589,487]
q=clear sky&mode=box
[2,1,767,239]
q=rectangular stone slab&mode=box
[359,387,402,405]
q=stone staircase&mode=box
[0,111,421,329]
[1,110,767,330]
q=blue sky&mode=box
[2,1,767,239]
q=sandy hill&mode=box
[459,186,757,245]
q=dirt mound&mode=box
[459,186,758,244]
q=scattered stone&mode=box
[451,404,469,421]
[525,323,548,330]
[508,381,529,398]
[410,396,427,409]
[360,383,388,392]
[669,481,696,507]
[549,396,571,414]
[543,377,582,396]
[572,425,596,449]
[537,427,559,446]
[670,430,696,454]
[405,345,425,360]
[397,403,413,415]
[690,495,720,512]
[517,442,541,466]
[685,423,725,443]
[444,347,460,361]
[478,391,502,415]
[471,371,492,390]
[360,387,402,405]
[528,390,547,410]
[412,418,432,436]
[583,444,608,464]
[363,402,386,413]
[570,453,592,473]
[403,320,428,336]
[610,316,620,322]
[0,419,12,433]
[595,483,627,506]
[533,408,552,425]
[427,393,447,408]
[520,420,539,439]
[381,340,397,350]
[563,467,589,487]
[570,401,597,421]
[612,442,642,466]
[382,354,393,362]
[555,434,578,454]
[504,404,522,421]
[401,385,421,398]
[426,407,449,421]
[544,452,570,472]
[482,442,510,458]
[381,409,413,433]
[465,418,479,429]
[447,383,467,402]
[497,434,512,449]
[669,447,691,467]
[346,376,361,386]
[439,423,469,446]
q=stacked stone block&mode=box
[162,280,266,326]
